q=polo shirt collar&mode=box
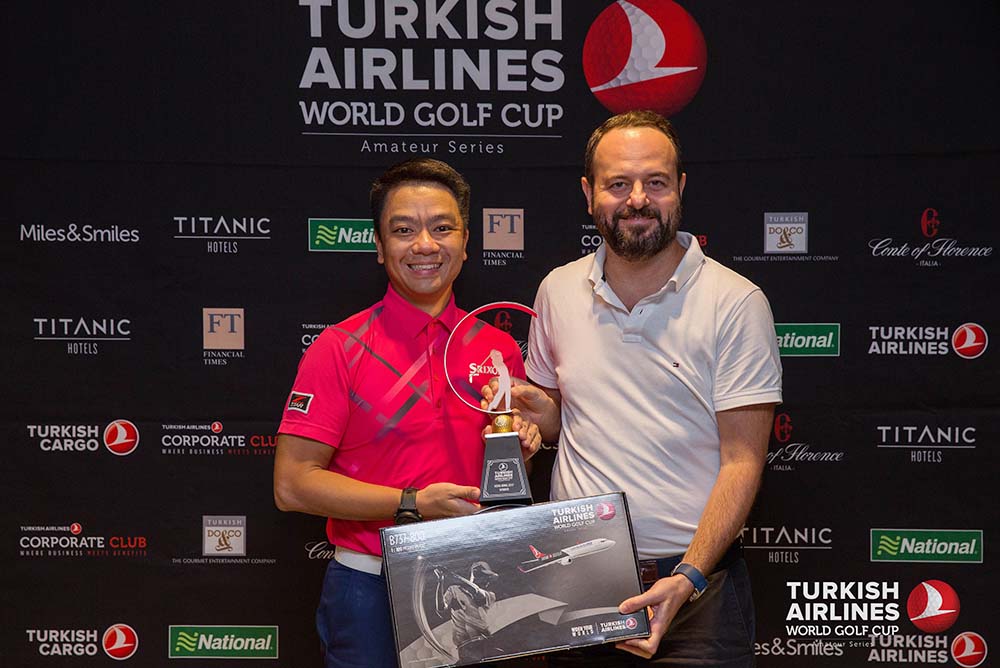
[382,284,460,338]
[588,231,706,301]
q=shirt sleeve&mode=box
[277,328,351,447]
[524,275,559,389]
[713,289,783,412]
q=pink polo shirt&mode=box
[278,285,526,556]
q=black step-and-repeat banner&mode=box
[3,1,997,666]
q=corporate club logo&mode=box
[482,208,526,266]
[159,422,274,457]
[203,308,245,366]
[871,529,983,563]
[868,208,993,268]
[875,423,976,464]
[907,580,959,634]
[767,412,845,471]
[25,623,139,659]
[308,218,376,252]
[26,419,140,455]
[168,626,278,659]
[203,516,246,557]
[33,316,132,356]
[298,2,567,156]
[868,323,988,358]
[741,526,833,565]
[583,1,706,117]
[172,215,271,254]
[19,221,139,244]
[952,632,988,667]
[19,522,148,559]
[775,323,840,357]
[299,322,332,352]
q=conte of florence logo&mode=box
[907,580,959,633]
[773,413,793,444]
[920,208,941,238]
[951,323,988,359]
[952,631,988,668]
[103,623,138,660]
[583,0,707,117]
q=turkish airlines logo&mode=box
[952,323,988,359]
[103,623,138,660]
[596,502,617,520]
[583,0,707,117]
[952,631,988,668]
[104,420,139,456]
[907,580,960,633]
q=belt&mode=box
[334,546,383,576]
[638,540,743,587]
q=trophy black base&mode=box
[480,432,532,507]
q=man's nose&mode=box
[412,227,439,252]
[628,182,648,208]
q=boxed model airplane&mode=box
[380,492,648,667]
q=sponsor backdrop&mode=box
[2,1,997,666]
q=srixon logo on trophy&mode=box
[443,302,535,508]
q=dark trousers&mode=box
[547,559,756,667]
[316,559,397,668]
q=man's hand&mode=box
[615,574,694,659]
[415,483,481,519]
[481,377,561,442]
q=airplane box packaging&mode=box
[380,492,649,667]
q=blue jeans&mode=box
[546,559,756,667]
[316,559,397,668]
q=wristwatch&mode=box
[671,562,708,602]
[394,487,422,525]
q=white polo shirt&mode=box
[526,232,782,558]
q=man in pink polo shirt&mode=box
[273,158,540,668]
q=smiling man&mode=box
[273,158,539,668]
[499,111,783,666]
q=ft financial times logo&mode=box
[203,308,245,366]
[482,208,525,266]
[583,1,706,117]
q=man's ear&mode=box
[581,177,593,215]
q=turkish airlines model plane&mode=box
[517,538,616,573]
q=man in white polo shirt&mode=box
[499,111,782,666]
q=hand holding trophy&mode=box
[443,302,536,508]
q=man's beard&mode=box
[596,201,682,261]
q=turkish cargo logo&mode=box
[952,631,988,667]
[871,529,983,563]
[104,419,139,456]
[907,580,959,634]
[102,623,138,660]
[583,0,706,117]
[952,323,988,359]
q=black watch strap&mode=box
[394,487,422,525]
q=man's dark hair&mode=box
[369,158,471,237]
[583,110,684,186]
